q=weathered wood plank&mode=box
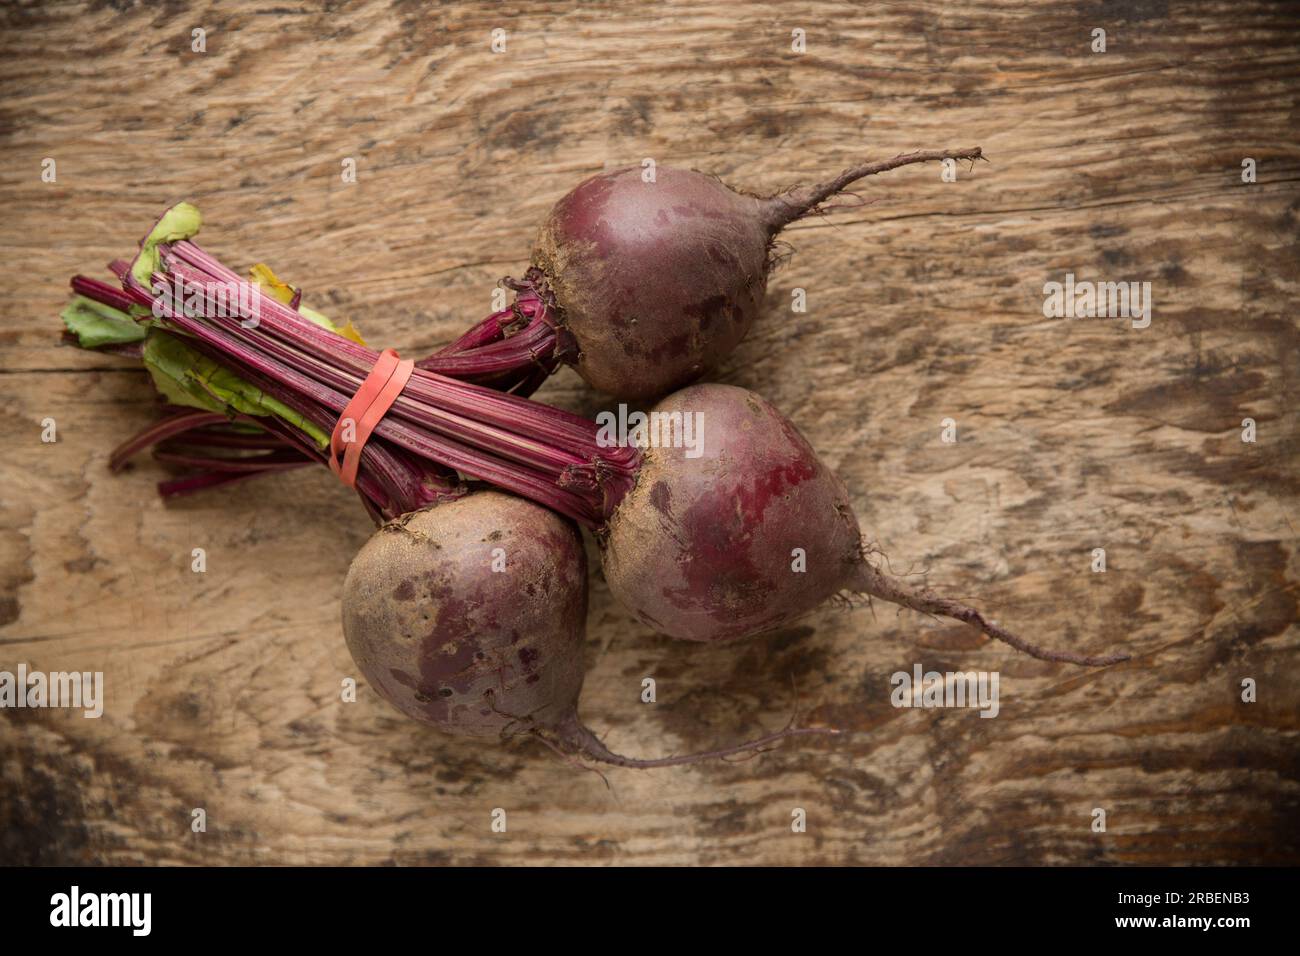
[1,0,1297,865]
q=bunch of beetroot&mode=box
[62,149,1128,770]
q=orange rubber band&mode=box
[328,348,415,488]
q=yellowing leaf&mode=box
[249,262,366,345]
[248,263,296,305]
[332,318,367,346]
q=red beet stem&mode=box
[416,273,562,393]
[167,428,300,450]
[105,243,637,528]
[157,469,293,498]
[71,274,140,314]
[152,448,311,472]
[111,398,457,522]
[162,243,606,455]
[109,410,230,472]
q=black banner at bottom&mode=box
[0,865,1282,941]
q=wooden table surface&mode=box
[2,0,1297,866]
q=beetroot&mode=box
[601,384,860,641]
[421,148,984,399]
[343,492,589,737]
[530,165,772,399]
[600,385,1127,665]
[343,492,835,765]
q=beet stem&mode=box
[76,238,627,521]
[109,410,230,472]
[766,146,985,230]
[157,467,302,498]
[126,244,636,525]
[71,274,141,315]
[852,560,1129,666]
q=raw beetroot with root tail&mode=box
[419,148,984,399]
[601,384,1127,665]
[600,383,860,642]
[435,370,1126,662]
[343,491,836,767]
[343,492,589,738]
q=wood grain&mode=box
[1,0,1297,865]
